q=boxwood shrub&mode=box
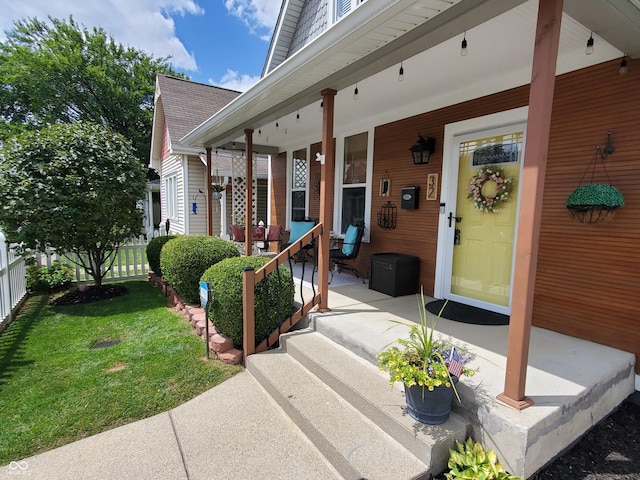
[160,235,239,303]
[201,256,294,349]
[146,235,178,276]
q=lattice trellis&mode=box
[293,156,308,189]
[231,150,258,225]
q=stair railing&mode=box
[242,223,323,363]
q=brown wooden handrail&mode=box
[242,223,323,363]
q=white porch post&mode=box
[244,129,254,257]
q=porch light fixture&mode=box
[398,62,404,82]
[410,134,436,165]
[585,33,594,55]
[619,55,628,75]
[460,33,468,56]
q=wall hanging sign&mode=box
[426,173,438,200]
[466,165,513,213]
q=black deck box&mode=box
[369,253,419,297]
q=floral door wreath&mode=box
[467,166,514,213]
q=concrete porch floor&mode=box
[303,283,636,478]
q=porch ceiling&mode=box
[181,0,640,154]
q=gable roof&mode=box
[150,76,241,166]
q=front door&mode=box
[441,124,525,315]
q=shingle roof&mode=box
[156,75,241,148]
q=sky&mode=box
[0,0,282,92]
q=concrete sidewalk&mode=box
[0,372,342,480]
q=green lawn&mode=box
[0,280,242,464]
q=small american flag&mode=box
[448,347,464,378]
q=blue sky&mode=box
[0,0,281,91]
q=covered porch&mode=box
[285,282,635,477]
[181,0,640,426]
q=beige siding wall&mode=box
[161,155,185,234]
[186,156,208,235]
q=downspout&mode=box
[497,0,563,410]
[206,147,213,236]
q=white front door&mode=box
[435,110,527,315]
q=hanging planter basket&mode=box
[566,183,624,225]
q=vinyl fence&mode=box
[0,233,150,326]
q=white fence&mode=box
[0,232,28,325]
[0,234,150,326]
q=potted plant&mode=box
[212,183,225,200]
[377,289,475,424]
[566,183,624,224]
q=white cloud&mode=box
[0,0,204,71]
[224,0,280,38]
[210,69,260,92]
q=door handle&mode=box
[448,212,462,227]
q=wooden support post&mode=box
[497,0,563,410]
[317,89,337,312]
[206,147,213,236]
[242,266,256,364]
[245,129,254,257]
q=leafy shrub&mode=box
[25,259,74,292]
[201,256,294,348]
[160,236,239,303]
[445,438,522,480]
[146,235,178,276]
[566,183,624,209]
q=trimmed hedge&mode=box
[201,256,294,349]
[146,235,178,276]
[160,236,239,303]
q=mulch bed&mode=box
[432,398,640,479]
[50,285,128,306]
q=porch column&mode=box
[497,0,563,410]
[317,89,337,312]
[245,129,254,257]
[206,147,213,236]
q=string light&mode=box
[460,33,468,56]
[296,111,300,123]
[585,33,594,55]
[398,62,404,82]
[353,83,359,100]
[619,55,628,75]
[276,120,279,129]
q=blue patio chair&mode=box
[281,220,317,259]
[329,223,365,282]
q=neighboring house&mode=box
[148,75,269,238]
[182,0,639,393]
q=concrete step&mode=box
[247,329,469,480]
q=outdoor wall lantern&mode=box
[410,134,436,165]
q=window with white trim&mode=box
[291,148,308,222]
[335,0,366,21]
[164,175,177,219]
[339,132,368,233]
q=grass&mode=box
[0,280,242,465]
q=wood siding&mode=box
[270,152,288,228]
[161,155,185,234]
[270,59,639,370]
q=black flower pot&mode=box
[404,377,458,425]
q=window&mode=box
[291,148,308,222]
[340,132,368,233]
[335,0,366,21]
[164,175,177,219]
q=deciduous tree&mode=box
[0,122,147,288]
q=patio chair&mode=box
[329,223,365,282]
[281,220,317,260]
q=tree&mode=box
[0,121,147,288]
[0,16,184,171]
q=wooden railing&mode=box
[242,223,323,361]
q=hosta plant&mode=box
[445,438,522,480]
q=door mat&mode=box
[425,300,509,326]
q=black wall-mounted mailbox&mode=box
[401,186,419,209]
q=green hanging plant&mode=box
[565,136,625,224]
